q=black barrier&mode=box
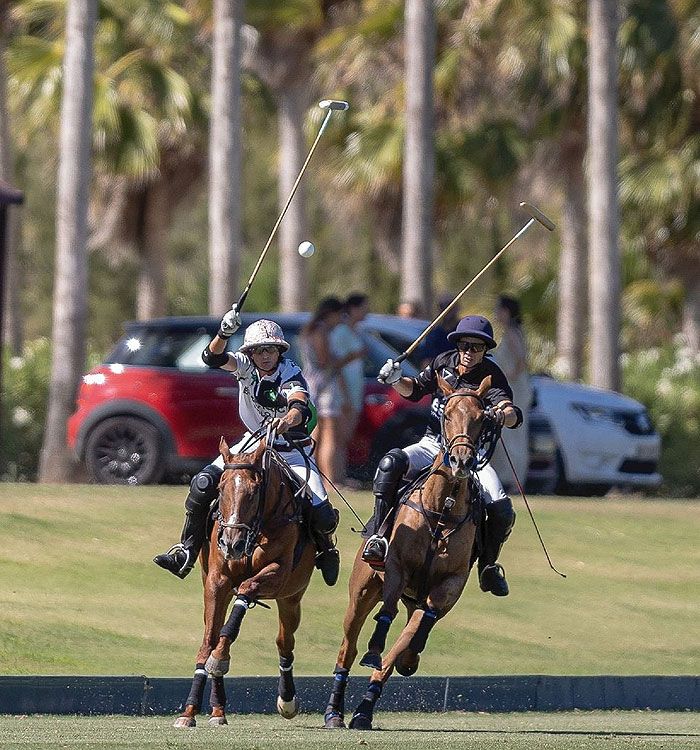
[0,675,697,715]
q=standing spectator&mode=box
[300,298,345,484]
[419,293,460,366]
[397,299,424,319]
[331,293,368,485]
[491,295,532,490]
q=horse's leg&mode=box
[207,561,286,675]
[324,551,383,729]
[395,598,421,676]
[359,554,408,671]
[275,591,305,720]
[175,574,233,729]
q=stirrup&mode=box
[362,535,388,571]
[153,543,193,579]
[479,563,509,596]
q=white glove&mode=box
[377,358,402,385]
[218,304,241,338]
[231,351,253,378]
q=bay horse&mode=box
[173,436,317,728]
[323,375,491,730]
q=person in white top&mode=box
[154,309,340,586]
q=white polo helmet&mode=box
[239,319,290,353]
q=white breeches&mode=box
[212,432,328,506]
[402,435,508,504]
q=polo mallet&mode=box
[499,436,566,578]
[395,202,556,364]
[235,99,350,312]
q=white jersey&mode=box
[234,355,309,434]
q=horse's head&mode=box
[437,374,491,479]
[216,437,266,561]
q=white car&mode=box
[361,315,662,495]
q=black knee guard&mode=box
[373,448,409,497]
[185,465,222,515]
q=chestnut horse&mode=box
[174,436,316,728]
[324,375,490,730]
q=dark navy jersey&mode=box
[405,350,514,439]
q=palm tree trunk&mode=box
[682,274,699,356]
[277,81,308,312]
[400,0,435,313]
[136,185,169,319]
[0,9,21,355]
[556,135,587,380]
[208,0,243,314]
[39,0,97,482]
[587,0,620,390]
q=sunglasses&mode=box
[456,340,487,353]
[250,345,280,356]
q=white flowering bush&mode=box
[623,340,700,496]
[1,339,52,480]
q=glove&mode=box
[231,351,253,378]
[218,304,241,338]
[377,358,402,385]
[484,405,505,427]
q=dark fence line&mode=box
[0,675,697,716]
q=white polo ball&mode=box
[298,241,315,258]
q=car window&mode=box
[106,329,214,368]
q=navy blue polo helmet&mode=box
[447,315,497,349]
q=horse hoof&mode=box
[359,651,382,670]
[208,715,228,726]
[205,655,230,677]
[173,716,196,729]
[395,650,420,677]
[349,712,373,730]
[277,694,299,719]
[324,711,346,729]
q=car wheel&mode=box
[84,416,166,485]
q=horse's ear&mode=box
[437,372,455,396]
[476,375,492,398]
[219,436,230,461]
[252,438,267,465]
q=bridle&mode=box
[439,390,485,471]
[216,461,266,559]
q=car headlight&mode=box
[571,403,618,424]
[570,404,655,435]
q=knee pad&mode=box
[185,465,222,513]
[311,501,339,534]
[373,448,409,495]
[487,496,516,539]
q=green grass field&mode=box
[0,712,698,750]
[0,484,697,677]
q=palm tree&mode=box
[587,0,620,390]
[400,0,435,313]
[10,0,208,320]
[38,0,96,482]
[208,0,243,314]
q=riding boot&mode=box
[362,448,409,568]
[310,501,340,586]
[153,466,221,579]
[478,496,516,596]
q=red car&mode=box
[67,314,429,484]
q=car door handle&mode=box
[215,387,238,398]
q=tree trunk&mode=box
[682,274,699,356]
[136,184,169,320]
[208,0,243,314]
[39,0,96,482]
[556,135,587,380]
[400,0,435,314]
[587,0,620,390]
[277,82,308,312]
[0,11,22,355]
